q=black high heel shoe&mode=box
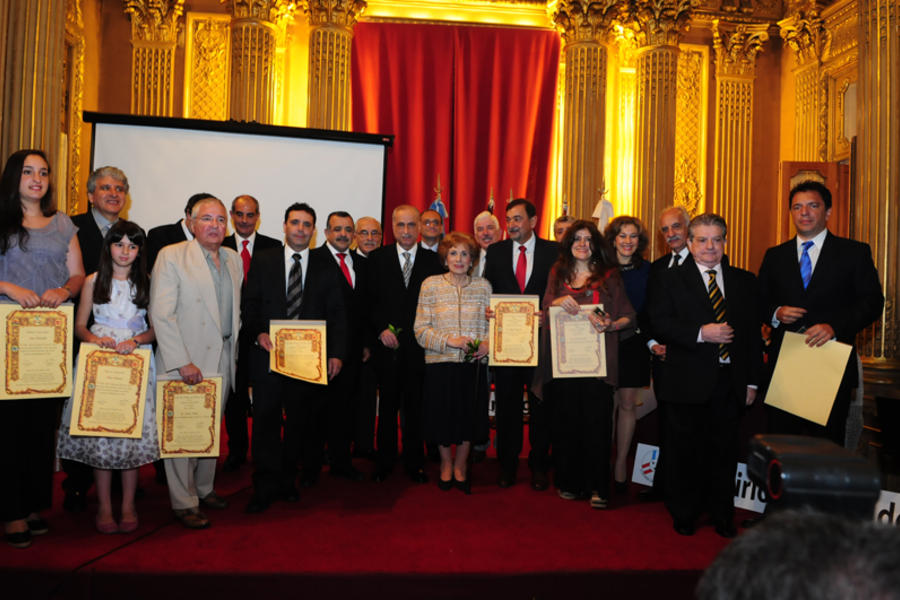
[614,479,629,494]
[437,478,453,491]
[454,474,471,495]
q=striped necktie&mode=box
[706,269,729,361]
[286,253,303,318]
[800,240,814,289]
[402,251,412,288]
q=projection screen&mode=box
[85,112,392,246]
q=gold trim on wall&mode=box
[184,13,232,120]
[673,43,708,217]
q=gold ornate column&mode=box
[550,0,618,220]
[228,1,294,124]
[0,0,66,170]
[856,0,900,381]
[124,0,184,117]
[626,0,694,258]
[779,5,828,160]
[711,20,768,270]
[64,0,86,213]
[304,0,366,131]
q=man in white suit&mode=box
[150,197,243,529]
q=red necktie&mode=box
[337,252,353,287]
[515,245,527,293]
[240,240,251,279]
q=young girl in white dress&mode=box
[57,220,157,534]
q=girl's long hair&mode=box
[0,149,55,254]
[94,220,150,308]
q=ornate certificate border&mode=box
[269,320,328,385]
[549,305,606,379]
[156,376,221,458]
[0,304,73,399]
[488,295,540,367]
[71,345,150,438]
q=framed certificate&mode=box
[269,320,328,385]
[488,295,540,367]
[549,304,607,379]
[69,343,151,438]
[0,302,74,400]
[156,375,222,458]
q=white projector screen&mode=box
[86,113,390,246]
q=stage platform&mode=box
[1,450,739,600]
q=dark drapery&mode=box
[351,22,559,241]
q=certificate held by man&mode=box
[549,304,607,378]
[156,375,222,458]
[0,302,74,400]
[69,343,151,438]
[269,320,328,385]
[489,295,540,367]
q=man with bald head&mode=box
[221,194,280,472]
[367,205,443,482]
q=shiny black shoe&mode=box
[408,468,429,484]
[280,485,300,503]
[614,480,629,495]
[330,465,366,482]
[497,471,515,488]
[25,517,48,536]
[454,475,471,495]
[5,529,32,549]
[714,521,738,539]
[530,470,549,492]
[437,478,454,491]
[372,467,392,483]
[673,519,696,536]
[63,490,87,513]
[222,455,245,473]
[245,495,272,514]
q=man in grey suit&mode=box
[150,197,243,529]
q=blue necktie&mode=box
[800,241,814,289]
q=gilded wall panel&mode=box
[673,44,708,217]
[184,13,231,120]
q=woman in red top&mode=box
[542,220,634,509]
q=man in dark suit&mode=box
[352,216,382,459]
[758,180,883,445]
[483,198,558,490]
[368,204,443,483]
[640,205,692,503]
[648,213,760,538]
[312,211,370,481]
[63,166,130,512]
[241,203,347,513]
[220,195,280,472]
[146,193,213,270]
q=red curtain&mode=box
[352,22,560,242]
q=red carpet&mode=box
[2,429,740,599]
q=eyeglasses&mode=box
[97,184,127,193]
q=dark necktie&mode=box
[286,253,303,318]
[241,240,251,279]
[671,252,681,268]
[515,245,527,292]
[800,240,814,289]
[707,269,729,361]
[337,252,353,287]
[401,251,412,288]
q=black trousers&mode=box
[0,399,59,521]
[326,355,360,470]
[353,358,378,454]
[664,367,739,526]
[251,372,325,499]
[374,346,425,473]
[492,366,551,475]
[224,337,253,460]
[550,378,614,496]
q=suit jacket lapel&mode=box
[805,232,835,293]
[187,240,222,333]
